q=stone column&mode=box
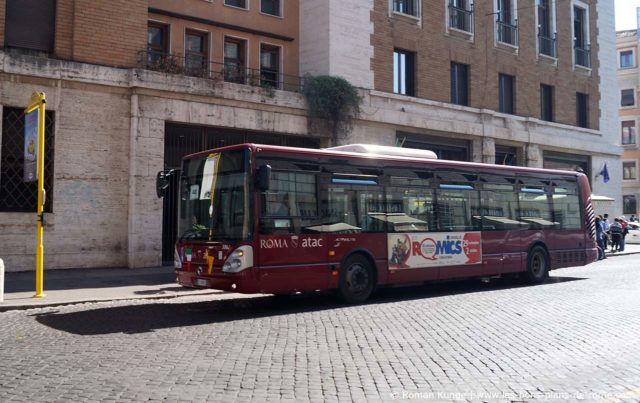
[526,143,543,168]
[482,137,495,164]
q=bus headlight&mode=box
[222,245,253,273]
[174,246,182,269]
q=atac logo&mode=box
[260,236,323,249]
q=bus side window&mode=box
[260,171,318,234]
[478,189,520,230]
[385,181,434,233]
[435,188,481,232]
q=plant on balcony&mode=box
[302,75,361,145]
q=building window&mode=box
[576,92,588,128]
[496,0,518,46]
[621,89,635,107]
[260,44,280,89]
[147,22,170,67]
[537,0,556,57]
[449,0,474,33]
[540,84,554,122]
[451,62,469,106]
[495,145,518,166]
[620,50,634,68]
[185,30,208,77]
[623,195,637,215]
[4,0,56,53]
[573,4,590,68]
[225,0,247,8]
[261,0,281,16]
[393,49,415,96]
[224,38,247,84]
[0,107,55,212]
[543,151,589,177]
[623,161,637,180]
[622,121,637,145]
[400,134,470,161]
[498,74,514,114]
[393,0,419,17]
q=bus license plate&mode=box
[194,278,208,287]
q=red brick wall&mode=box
[70,0,148,67]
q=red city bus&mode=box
[157,143,598,303]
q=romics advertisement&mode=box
[388,232,482,269]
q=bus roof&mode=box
[183,143,584,179]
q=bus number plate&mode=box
[194,278,208,287]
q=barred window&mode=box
[0,107,55,212]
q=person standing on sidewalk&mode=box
[609,218,622,252]
[595,216,606,260]
[619,217,628,252]
[602,214,611,250]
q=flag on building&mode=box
[597,162,610,183]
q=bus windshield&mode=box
[177,149,251,242]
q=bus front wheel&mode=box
[339,255,375,304]
[524,246,549,284]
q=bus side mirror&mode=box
[257,165,272,191]
[156,171,170,198]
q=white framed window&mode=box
[223,35,249,84]
[224,0,248,10]
[392,0,420,17]
[184,27,210,77]
[571,0,590,69]
[619,48,636,69]
[536,0,557,58]
[495,0,518,46]
[259,41,283,89]
[261,0,282,17]
[446,0,474,35]
[622,120,637,145]
[621,88,636,107]
[623,160,638,181]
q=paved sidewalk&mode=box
[1,244,639,312]
[0,265,247,312]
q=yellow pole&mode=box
[26,92,46,298]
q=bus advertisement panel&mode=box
[388,232,482,269]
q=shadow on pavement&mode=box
[5,267,175,292]
[33,275,585,336]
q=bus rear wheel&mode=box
[524,246,549,284]
[339,255,375,304]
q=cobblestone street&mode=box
[2,254,640,402]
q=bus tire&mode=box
[339,255,376,304]
[524,245,549,284]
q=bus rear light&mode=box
[222,245,253,273]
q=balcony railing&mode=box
[497,21,518,46]
[139,50,304,92]
[449,4,473,33]
[538,33,557,58]
[574,44,591,68]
